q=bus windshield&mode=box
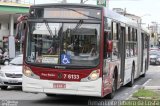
[26,21,100,67]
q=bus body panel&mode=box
[137,28,143,77]
[140,34,149,75]
[123,57,137,85]
[102,59,120,97]
[17,4,150,98]
[134,57,138,79]
[23,75,102,97]
[25,64,102,81]
[22,4,104,97]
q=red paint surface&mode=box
[24,64,101,82]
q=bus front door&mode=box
[120,26,125,84]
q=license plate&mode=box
[53,83,66,88]
[8,80,18,83]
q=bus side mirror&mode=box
[106,40,113,53]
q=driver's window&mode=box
[104,18,112,59]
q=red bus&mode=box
[17,4,149,99]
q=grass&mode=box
[129,88,160,101]
[121,89,160,106]
[132,89,159,98]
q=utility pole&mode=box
[124,8,126,16]
[61,0,67,3]
[81,0,83,3]
[147,24,150,30]
[9,14,15,59]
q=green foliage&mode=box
[133,89,158,98]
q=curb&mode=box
[142,79,160,90]
[142,79,151,87]
[143,86,160,90]
[126,78,160,100]
[126,85,139,100]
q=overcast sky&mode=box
[109,0,160,27]
[26,0,160,26]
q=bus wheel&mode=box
[128,65,135,87]
[107,73,116,99]
[46,93,56,97]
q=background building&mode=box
[0,0,21,3]
[113,8,158,47]
[149,22,159,46]
[0,1,29,50]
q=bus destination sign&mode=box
[43,8,101,19]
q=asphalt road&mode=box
[0,65,158,106]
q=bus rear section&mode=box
[22,4,107,97]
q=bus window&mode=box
[112,22,119,60]
[125,26,129,58]
[104,18,112,59]
[134,29,138,56]
[130,28,138,56]
[26,22,100,66]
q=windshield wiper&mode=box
[74,19,83,30]
[43,19,54,37]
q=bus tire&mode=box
[46,93,56,97]
[128,65,135,87]
[107,72,116,99]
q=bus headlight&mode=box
[23,66,40,79]
[24,69,32,77]
[88,71,99,80]
[81,69,100,82]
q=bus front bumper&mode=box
[22,75,102,97]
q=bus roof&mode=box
[30,3,137,27]
[104,8,149,34]
[104,8,138,28]
[30,3,103,9]
[30,3,149,34]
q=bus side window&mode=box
[112,22,119,60]
[104,18,112,59]
[104,32,107,59]
[104,31,112,59]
